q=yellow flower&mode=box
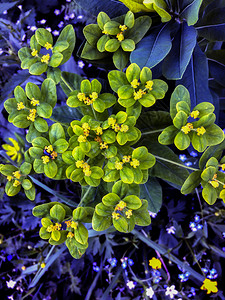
[200,278,218,294]
[42,155,50,164]
[181,123,193,134]
[21,266,26,271]
[116,32,124,42]
[130,158,140,168]
[27,109,36,122]
[44,42,52,50]
[209,180,219,188]
[82,123,90,130]
[31,49,38,56]
[77,92,86,102]
[197,126,206,136]
[100,142,108,149]
[89,92,98,100]
[120,124,129,133]
[96,126,103,135]
[115,161,123,170]
[46,224,55,232]
[102,29,108,34]
[108,117,116,127]
[13,171,21,179]
[149,257,162,269]
[31,98,39,106]
[13,180,21,187]
[55,223,62,230]
[145,80,154,90]
[133,89,146,100]
[116,200,127,211]
[78,135,87,143]
[71,221,78,230]
[119,24,127,31]
[67,232,74,238]
[2,138,21,163]
[84,97,93,105]
[83,168,92,177]
[40,262,46,268]
[7,176,13,181]
[76,160,84,168]
[122,156,131,163]
[112,212,120,220]
[125,209,132,218]
[114,124,121,132]
[220,164,225,171]
[17,102,25,110]
[190,110,199,119]
[51,151,57,159]
[65,220,72,228]
[45,145,53,153]
[131,79,140,89]
[41,53,50,64]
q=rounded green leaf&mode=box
[104,21,120,35]
[29,62,48,75]
[202,183,218,205]
[121,39,135,52]
[34,117,48,132]
[102,193,120,207]
[35,28,53,47]
[39,227,51,239]
[49,52,63,68]
[97,35,110,52]
[25,82,41,100]
[120,166,134,184]
[174,131,190,151]
[92,211,112,231]
[44,160,58,178]
[95,203,113,217]
[33,159,44,174]
[90,166,104,179]
[173,111,188,129]
[22,179,32,190]
[70,168,84,182]
[52,139,69,153]
[124,10,135,28]
[80,79,91,94]
[41,218,52,227]
[49,123,65,144]
[201,166,217,182]
[113,215,129,233]
[118,85,134,99]
[181,170,202,194]
[37,103,53,118]
[51,230,61,241]
[50,204,66,222]
[5,181,21,196]
[13,113,30,128]
[74,223,88,245]
[123,195,142,209]
[32,137,50,148]
[105,39,120,52]
[97,11,111,30]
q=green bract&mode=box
[81,11,152,70]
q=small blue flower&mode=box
[122,261,127,269]
[197,224,203,230]
[93,262,100,272]
[194,215,200,222]
[190,151,198,157]
[7,255,13,261]
[178,272,190,282]
[54,9,61,15]
[185,161,193,167]
[128,259,134,266]
[179,154,187,162]
[188,287,196,297]
[202,268,208,274]
[107,258,117,267]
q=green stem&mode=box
[132,229,205,282]
[91,104,98,120]
[141,128,165,136]
[60,75,73,92]
[154,155,199,171]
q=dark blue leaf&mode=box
[162,22,197,80]
[140,177,162,213]
[179,0,203,26]
[0,1,18,14]
[130,23,172,69]
[176,44,213,109]
[208,58,225,88]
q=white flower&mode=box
[165,285,178,299]
[6,280,16,289]
[166,226,176,234]
[149,211,157,218]
[146,287,154,298]
[126,280,135,290]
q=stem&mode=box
[184,240,205,277]
[60,75,73,92]
[141,128,165,136]
[155,250,170,282]
[91,104,98,120]
[154,155,199,171]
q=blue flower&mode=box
[194,215,200,222]
[128,259,134,266]
[190,151,198,157]
[179,154,187,162]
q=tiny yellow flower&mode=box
[102,29,108,34]
[112,212,120,220]
[71,221,78,230]
[200,278,218,294]
[116,32,124,42]
[145,80,154,90]
[76,160,84,168]
[7,176,13,181]
[55,223,62,230]
[13,171,21,179]
[84,97,93,105]
[13,180,21,187]
[77,92,86,102]
[197,126,206,136]
[131,79,140,89]
[41,262,46,268]
[82,123,90,130]
[133,89,146,100]
[181,123,193,134]
[100,142,108,150]
[42,155,50,164]
[149,257,162,270]
[114,124,121,132]
[119,24,127,31]
[83,168,92,177]
[41,53,50,64]
[115,161,123,170]
[89,92,98,100]
[51,151,57,160]
[17,102,25,110]
[220,164,225,171]
[122,155,131,163]
[116,200,127,211]
[31,98,40,106]
[27,109,36,122]
[130,158,140,168]
[67,232,74,238]
[45,145,53,153]
[108,117,116,127]
[65,220,72,228]
[96,126,103,135]
[125,209,132,218]
[31,49,38,56]
[46,224,54,232]
[95,136,102,143]
[21,266,26,271]
[120,124,129,133]
[44,42,53,50]
[190,110,200,119]
[209,180,219,188]
[78,135,87,143]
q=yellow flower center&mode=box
[95,136,102,143]
[77,92,86,102]
[100,142,108,149]
[89,92,98,100]
[41,263,46,268]
[13,171,21,179]
[41,53,50,64]
[82,123,90,130]
[115,161,123,170]
[120,124,129,133]
[17,102,25,110]
[116,32,124,42]
[65,220,72,228]
[131,79,140,89]
[84,97,93,105]
[116,200,127,211]
[83,168,92,177]
[78,135,87,143]
[76,160,84,168]
[42,155,50,164]
[71,221,78,229]
[113,124,121,132]
[190,110,200,119]
[108,117,116,127]
[96,126,103,135]
[122,156,131,163]
[27,109,36,122]
[209,180,219,188]
[130,158,140,168]
[45,42,53,50]
[7,176,13,181]
[149,257,162,270]
[145,80,154,90]
[133,89,146,100]
[67,232,74,238]
[119,24,127,31]
[13,180,21,187]
[31,49,38,56]
[45,145,53,153]
[112,212,120,220]
[197,126,206,136]
[125,209,132,218]
[55,223,62,230]
[31,98,40,106]
[181,123,193,134]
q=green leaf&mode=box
[22,179,32,190]
[199,140,225,170]
[41,218,52,227]
[97,35,111,52]
[113,215,129,233]
[158,125,179,145]
[143,0,171,22]
[41,78,57,108]
[118,0,151,13]
[104,21,120,35]
[24,185,36,201]
[120,166,134,184]
[108,70,128,92]
[205,124,224,146]
[33,159,44,174]
[70,168,84,182]
[102,193,120,207]
[51,230,61,241]
[173,111,188,129]
[191,132,208,152]
[37,103,53,119]
[113,48,129,70]
[39,227,51,239]
[60,71,83,96]
[105,39,120,52]
[75,223,88,244]
[20,162,32,175]
[201,166,216,182]
[97,11,111,30]
[29,62,48,75]
[81,41,108,60]
[52,139,69,153]
[121,39,135,52]
[180,0,203,26]
[170,85,191,119]
[124,10,135,28]
[202,183,218,205]
[5,181,21,196]
[49,52,63,68]
[92,212,112,231]
[47,67,62,84]
[83,24,102,46]
[44,160,58,178]
[50,204,66,222]
[140,177,162,213]
[34,117,48,133]
[91,166,104,179]
[25,82,41,100]
[123,195,142,209]
[32,137,49,148]
[12,113,30,128]
[163,23,197,80]
[181,170,202,194]
[103,168,120,182]
[35,28,53,47]
[53,41,69,52]
[49,123,65,144]
[126,15,152,44]
[56,24,76,65]
[133,199,151,225]
[174,131,190,151]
